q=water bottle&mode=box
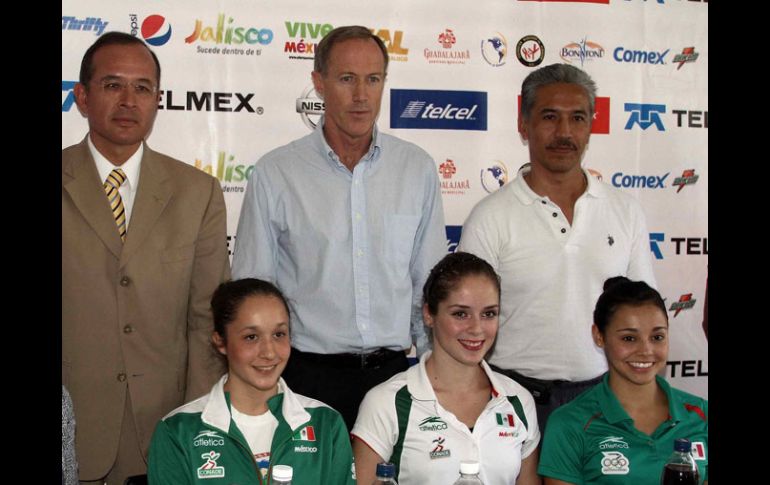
[452,460,484,484]
[660,438,699,485]
[372,462,398,484]
[272,464,293,485]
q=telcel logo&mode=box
[446,226,462,253]
[390,89,487,131]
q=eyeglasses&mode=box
[98,80,157,98]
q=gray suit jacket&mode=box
[62,138,229,479]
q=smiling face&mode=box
[213,294,291,406]
[74,43,160,164]
[424,274,500,367]
[311,37,386,146]
[593,303,669,389]
[519,82,592,177]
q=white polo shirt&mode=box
[459,166,656,381]
[352,352,540,485]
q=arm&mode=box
[353,436,386,485]
[231,162,278,282]
[536,409,585,485]
[186,176,230,400]
[516,447,542,485]
[148,421,193,485]
[409,160,446,356]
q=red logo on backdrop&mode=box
[439,160,457,179]
[673,47,699,70]
[438,29,456,49]
[669,294,697,317]
[517,96,610,135]
[673,169,699,193]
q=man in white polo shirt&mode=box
[458,63,656,429]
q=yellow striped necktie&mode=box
[104,168,127,242]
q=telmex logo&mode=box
[62,81,77,112]
[613,47,669,65]
[390,89,487,131]
[624,103,666,131]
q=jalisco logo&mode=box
[372,28,409,62]
[418,416,448,431]
[197,451,225,479]
[600,451,630,475]
[516,35,545,67]
[194,151,254,191]
[613,46,669,65]
[624,103,666,131]
[284,21,333,59]
[62,81,77,112]
[560,38,605,66]
[480,162,508,193]
[611,172,669,189]
[669,294,696,317]
[673,169,699,193]
[62,16,108,36]
[193,430,225,447]
[424,29,470,65]
[158,90,263,114]
[130,14,172,46]
[390,89,487,131]
[296,84,324,130]
[481,32,508,67]
[185,14,273,56]
[673,47,699,69]
[429,436,451,459]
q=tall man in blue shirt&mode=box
[232,26,446,429]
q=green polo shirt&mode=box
[538,373,707,485]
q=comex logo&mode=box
[624,103,666,131]
[611,172,669,189]
[613,47,669,65]
[296,84,324,130]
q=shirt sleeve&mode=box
[232,161,278,282]
[328,412,357,485]
[409,156,446,356]
[148,420,194,485]
[520,390,541,460]
[537,408,585,485]
[625,197,657,289]
[350,384,399,462]
[457,202,501,271]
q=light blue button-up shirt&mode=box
[232,119,446,355]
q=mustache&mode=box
[547,138,577,150]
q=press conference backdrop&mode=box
[61,0,708,398]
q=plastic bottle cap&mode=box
[273,465,293,480]
[673,438,692,453]
[376,462,395,478]
[459,461,480,475]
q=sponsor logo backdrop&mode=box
[62,0,708,398]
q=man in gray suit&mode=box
[62,32,229,484]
